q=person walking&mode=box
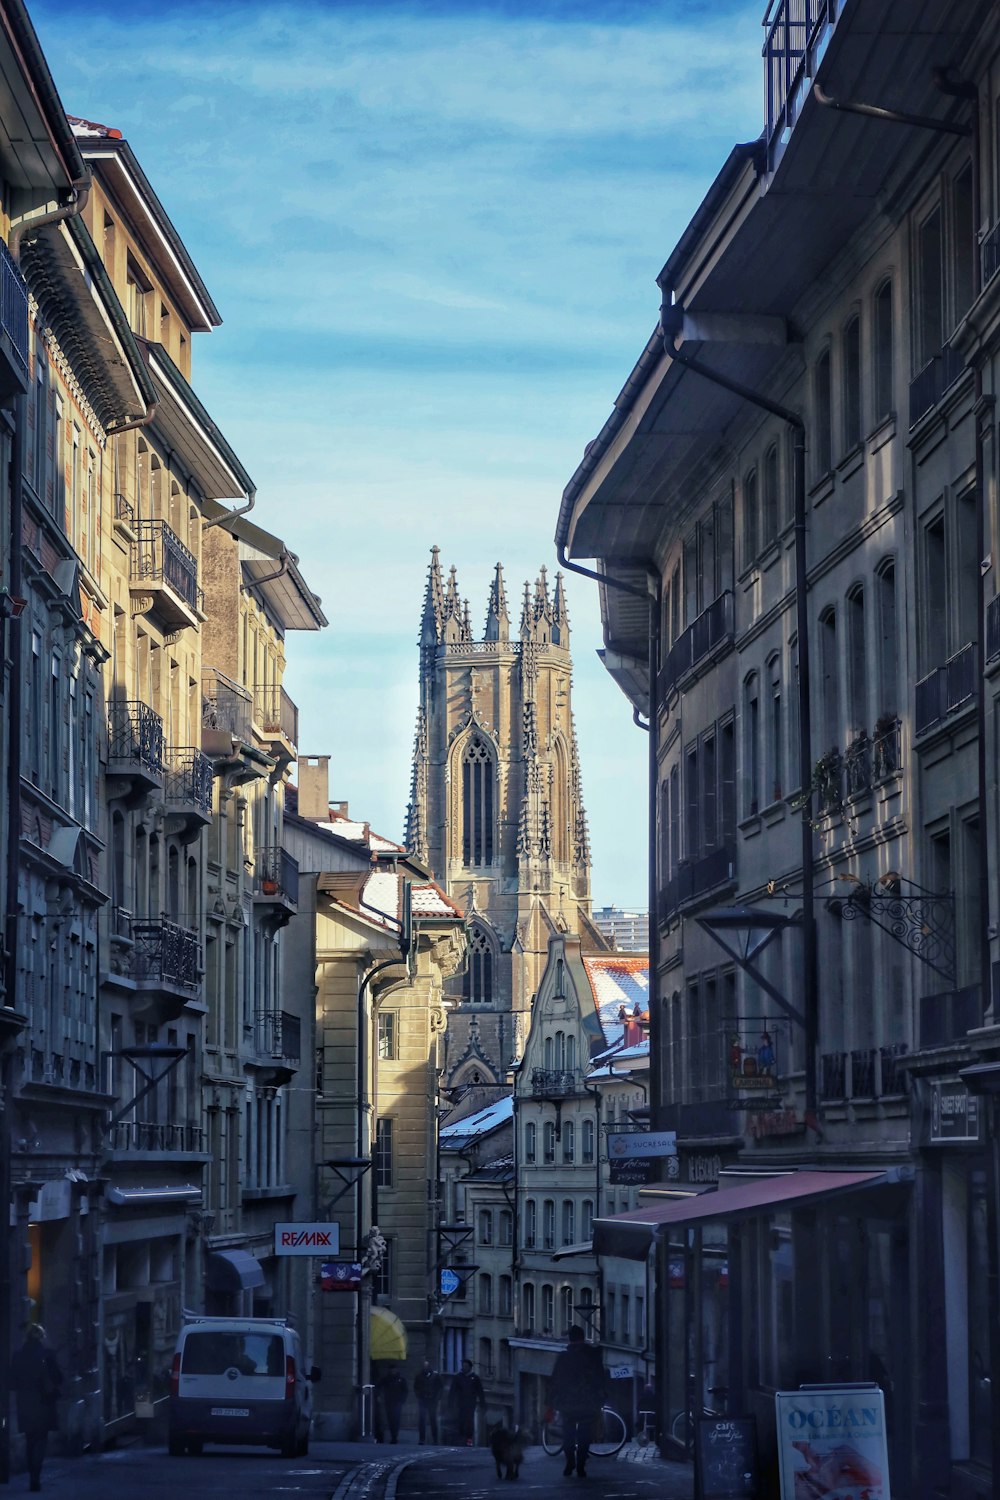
[10,1325,62,1491]
[414,1358,443,1444]
[550,1326,606,1478]
[449,1358,484,1446]
[376,1364,408,1443]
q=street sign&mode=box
[440,1268,460,1295]
[274,1222,340,1256]
[321,1261,362,1291]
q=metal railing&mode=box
[763,0,838,149]
[919,984,982,1049]
[909,341,966,427]
[983,218,1000,289]
[108,700,164,776]
[819,1050,846,1100]
[849,1048,876,1098]
[255,846,300,906]
[131,519,203,613]
[872,717,901,781]
[107,1120,205,1153]
[114,492,135,527]
[844,734,871,797]
[879,1043,909,1096]
[916,643,978,734]
[658,590,733,701]
[120,916,201,990]
[164,747,214,814]
[0,238,28,379]
[253,683,299,747]
[531,1068,580,1098]
[254,1009,301,1066]
[201,667,252,742]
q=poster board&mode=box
[695,1416,758,1498]
[775,1386,890,1500]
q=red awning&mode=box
[592,1169,893,1260]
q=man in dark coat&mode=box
[10,1325,62,1491]
[376,1364,408,1443]
[550,1326,606,1478]
[449,1358,484,1446]
[413,1359,443,1443]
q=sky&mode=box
[32,0,764,908]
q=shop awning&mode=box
[551,1240,597,1261]
[206,1248,265,1292]
[370,1305,408,1363]
[106,1184,202,1206]
[593,1169,893,1260]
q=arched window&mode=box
[566,1035,577,1071]
[743,673,760,818]
[524,1121,536,1163]
[560,1286,574,1334]
[462,733,494,865]
[876,562,898,719]
[843,314,862,451]
[767,655,783,806]
[542,1284,555,1333]
[846,586,867,732]
[743,468,758,568]
[562,1200,576,1245]
[874,280,894,420]
[465,924,494,1004]
[582,1201,594,1239]
[522,1282,535,1331]
[815,348,833,475]
[543,1122,556,1163]
[820,608,839,753]
[582,1119,595,1164]
[562,1121,575,1163]
[763,445,779,546]
[542,1200,555,1249]
[524,1200,537,1249]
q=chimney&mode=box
[297,756,330,820]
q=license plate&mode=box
[210,1407,250,1417]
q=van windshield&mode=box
[182,1332,285,1377]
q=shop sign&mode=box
[607,1130,677,1160]
[747,1109,801,1139]
[274,1221,340,1255]
[776,1385,890,1500]
[608,1365,633,1380]
[321,1261,362,1291]
[727,1017,785,1112]
[687,1153,722,1184]
[609,1156,656,1186]
[929,1081,980,1144]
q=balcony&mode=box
[163,747,213,838]
[105,911,202,1025]
[252,1009,302,1087]
[107,700,164,799]
[104,1120,207,1160]
[253,846,299,927]
[658,590,733,703]
[660,844,736,923]
[915,644,978,736]
[531,1068,580,1098]
[764,0,838,154]
[820,1046,909,1101]
[201,666,253,757]
[919,984,982,1050]
[909,341,966,428]
[129,518,204,630]
[0,239,28,401]
[253,683,298,764]
[987,595,1000,665]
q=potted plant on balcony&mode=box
[260,874,279,896]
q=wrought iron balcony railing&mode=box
[254,846,299,907]
[763,0,838,150]
[879,1043,909,1096]
[872,717,901,781]
[661,844,736,922]
[107,1120,205,1154]
[201,667,252,742]
[909,340,966,427]
[131,518,203,613]
[114,492,135,528]
[253,683,299,747]
[819,1050,846,1101]
[915,643,978,735]
[0,238,28,381]
[919,984,982,1049]
[164,747,214,815]
[658,590,733,701]
[119,915,201,990]
[531,1067,580,1098]
[254,1009,301,1066]
[108,700,164,776]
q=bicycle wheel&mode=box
[541,1417,564,1456]
[589,1407,626,1457]
[669,1408,692,1447]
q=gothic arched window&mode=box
[462,733,494,866]
[465,924,495,1004]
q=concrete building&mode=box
[556,2,1000,1495]
[592,905,649,953]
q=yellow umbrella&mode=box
[370,1305,408,1362]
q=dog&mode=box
[489,1422,525,1480]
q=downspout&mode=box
[8,182,90,264]
[203,488,256,529]
[658,313,819,1134]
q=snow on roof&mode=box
[584,955,649,1043]
[412,883,465,919]
[440,1095,514,1144]
[69,115,123,140]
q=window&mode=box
[582,1119,595,1164]
[874,280,894,419]
[524,1121,536,1163]
[636,1293,645,1344]
[478,1208,493,1245]
[375,1117,393,1189]
[917,207,943,367]
[465,923,494,1003]
[562,1200,576,1245]
[562,1120,575,1163]
[126,255,150,337]
[499,1209,513,1247]
[543,1200,555,1251]
[560,1286,573,1334]
[743,674,760,817]
[374,1239,392,1299]
[479,1337,494,1376]
[762,444,779,547]
[543,1121,556,1164]
[843,315,862,451]
[846,587,867,733]
[377,1012,397,1060]
[768,656,783,804]
[621,1292,631,1344]
[819,610,839,754]
[876,563,898,717]
[499,1275,513,1315]
[814,349,832,475]
[742,468,758,567]
[582,1200,594,1239]
[952,163,974,328]
[524,1199,537,1249]
[606,1289,617,1339]
[522,1283,535,1332]
[462,734,494,865]
[681,494,733,624]
[479,1273,493,1314]
[542,1284,555,1334]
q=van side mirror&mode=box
[309,1367,322,1383]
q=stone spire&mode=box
[519,580,532,639]
[484,563,509,642]
[420,545,445,645]
[552,571,569,644]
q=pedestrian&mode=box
[549,1325,606,1479]
[449,1357,484,1446]
[376,1363,408,1443]
[10,1324,62,1491]
[414,1358,443,1444]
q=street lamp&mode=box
[104,1044,188,1125]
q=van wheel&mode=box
[168,1436,184,1457]
[280,1434,297,1458]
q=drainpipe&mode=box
[657,311,819,1133]
[106,404,157,437]
[202,488,256,529]
[8,182,90,264]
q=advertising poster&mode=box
[775,1386,890,1500]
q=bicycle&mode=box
[669,1385,729,1447]
[541,1406,627,1458]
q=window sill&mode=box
[809,470,836,506]
[867,413,896,453]
[762,800,786,827]
[759,541,781,574]
[836,443,864,482]
[738,813,762,838]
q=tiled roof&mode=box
[440,1095,514,1143]
[583,954,649,1045]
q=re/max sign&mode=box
[274,1222,341,1256]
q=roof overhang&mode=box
[222,517,326,631]
[141,340,253,501]
[0,2,86,202]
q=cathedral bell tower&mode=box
[405,548,599,1094]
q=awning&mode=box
[206,1248,266,1293]
[593,1169,893,1261]
[551,1240,597,1261]
[106,1185,202,1207]
[370,1305,408,1363]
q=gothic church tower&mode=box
[406,548,604,1095]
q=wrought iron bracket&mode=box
[826,876,956,986]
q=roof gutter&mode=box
[1,0,87,187]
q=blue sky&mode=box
[33,0,763,908]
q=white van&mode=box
[168,1316,319,1457]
